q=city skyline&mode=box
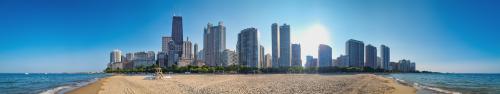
[1,0,499,73]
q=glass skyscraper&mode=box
[365,44,377,69]
[381,45,390,70]
[318,44,332,67]
[279,24,291,67]
[346,39,364,67]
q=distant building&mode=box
[334,55,349,67]
[172,16,184,57]
[178,38,193,67]
[172,16,183,45]
[264,54,272,68]
[133,51,155,68]
[312,58,319,68]
[377,57,382,69]
[157,51,168,67]
[167,40,179,67]
[259,45,265,68]
[122,53,135,69]
[193,43,198,65]
[279,24,291,67]
[237,28,260,68]
[305,55,314,67]
[380,45,390,70]
[204,22,226,66]
[110,49,122,63]
[346,39,364,67]
[197,49,204,61]
[365,44,377,69]
[271,23,280,68]
[291,44,302,67]
[221,49,238,67]
[109,49,123,69]
[389,62,398,71]
[162,36,172,52]
[181,38,193,59]
[396,59,416,72]
[318,44,332,67]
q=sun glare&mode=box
[297,24,331,60]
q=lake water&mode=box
[0,73,109,94]
[384,73,500,94]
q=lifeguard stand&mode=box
[154,67,165,80]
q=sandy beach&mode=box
[67,74,416,94]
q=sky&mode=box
[0,0,499,73]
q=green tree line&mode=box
[105,64,422,74]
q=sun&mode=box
[296,24,331,62]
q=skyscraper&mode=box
[167,40,179,67]
[365,44,377,69]
[259,45,265,68]
[124,53,134,69]
[312,58,319,68]
[181,38,192,59]
[172,16,183,57]
[318,44,332,67]
[305,55,313,67]
[279,24,291,67]
[203,22,226,66]
[291,44,302,67]
[264,54,272,68]
[237,28,259,68]
[193,43,198,65]
[178,38,193,67]
[380,45,390,70]
[172,16,183,45]
[346,39,364,67]
[157,51,167,67]
[110,49,122,63]
[161,36,172,52]
[271,23,280,68]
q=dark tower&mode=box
[172,16,183,56]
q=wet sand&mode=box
[67,74,416,94]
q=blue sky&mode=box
[0,0,499,73]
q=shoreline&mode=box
[382,75,460,94]
[67,74,416,94]
[64,77,109,94]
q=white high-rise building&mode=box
[221,49,238,67]
[110,49,122,63]
[237,28,260,68]
[109,49,123,69]
[264,54,272,68]
[259,45,265,68]
[204,22,226,66]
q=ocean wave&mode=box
[0,81,17,83]
[391,77,461,94]
[39,78,100,94]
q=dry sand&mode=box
[67,74,416,94]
